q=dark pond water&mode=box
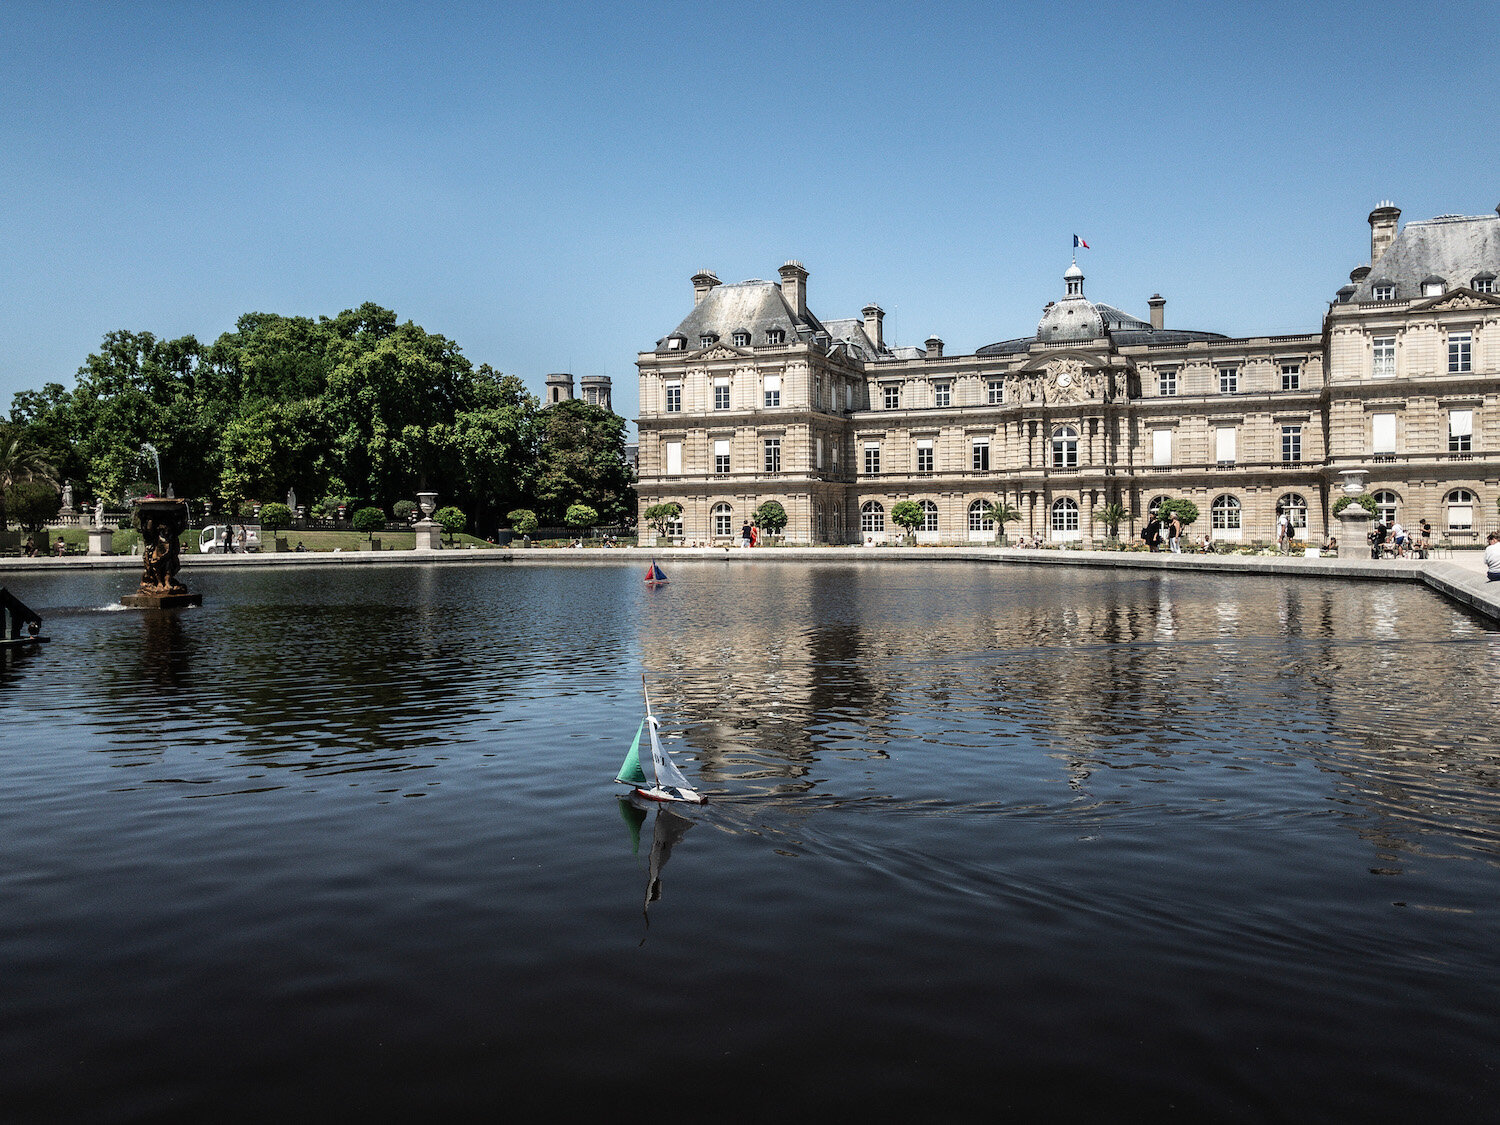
[2,560,1499,1121]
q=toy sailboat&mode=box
[615,677,706,804]
[644,559,668,585]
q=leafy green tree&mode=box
[1156,497,1200,526]
[1092,501,1131,543]
[352,506,384,542]
[753,500,789,543]
[565,502,599,538]
[535,400,635,524]
[643,502,682,538]
[890,500,924,543]
[3,480,61,532]
[434,505,466,544]
[258,502,292,531]
[507,509,539,536]
[0,424,60,529]
[393,500,417,522]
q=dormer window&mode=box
[1372,281,1395,301]
[666,335,685,351]
[732,330,750,347]
[1422,276,1447,298]
[699,333,718,348]
[766,328,785,345]
[1473,273,1496,295]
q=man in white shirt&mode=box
[1485,532,1500,582]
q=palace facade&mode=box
[636,204,1500,546]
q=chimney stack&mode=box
[691,269,720,307]
[925,335,944,358]
[779,260,809,320]
[862,303,884,350]
[1148,294,1165,331]
[1369,202,1401,265]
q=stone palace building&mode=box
[635,203,1500,546]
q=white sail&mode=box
[646,715,694,791]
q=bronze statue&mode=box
[123,499,200,608]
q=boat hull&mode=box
[633,785,707,805]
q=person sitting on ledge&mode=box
[1324,536,1338,557]
[1485,531,1500,582]
[24,536,37,557]
[53,537,67,556]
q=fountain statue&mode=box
[121,499,202,609]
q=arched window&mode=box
[1211,495,1242,530]
[666,510,684,538]
[712,503,734,538]
[919,500,939,533]
[1147,495,1171,520]
[1277,492,1308,530]
[1372,490,1400,526]
[1051,497,1079,533]
[815,503,825,542]
[861,501,885,533]
[1446,489,1475,531]
[968,500,994,532]
[1051,425,1079,468]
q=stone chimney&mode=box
[1147,294,1165,331]
[925,335,944,358]
[544,372,574,406]
[779,260,809,320]
[691,269,720,307]
[862,304,884,350]
[1369,202,1401,265]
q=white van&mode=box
[198,524,261,553]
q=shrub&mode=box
[1332,494,1378,516]
[753,500,789,541]
[434,506,466,543]
[393,500,417,522]
[507,509,539,536]
[890,500,924,541]
[3,480,62,532]
[352,507,384,540]
[565,503,598,531]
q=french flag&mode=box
[1074,235,1090,249]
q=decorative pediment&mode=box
[1010,356,1111,405]
[1409,288,1500,314]
[694,345,748,360]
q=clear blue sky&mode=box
[3,1,1496,435]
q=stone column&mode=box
[88,528,113,556]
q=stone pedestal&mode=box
[1337,505,1373,557]
[412,519,441,551]
[122,592,202,609]
[88,529,113,556]
[361,538,381,552]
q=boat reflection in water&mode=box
[618,795,696,939]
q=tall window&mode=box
[1446,489,1475,531]
[934,383,951,408]
[832,382,842,412]
[1372,336,1395,378]
[861,501,885,533]
[919,500,939,533]
[1277,493,1308,531]
[968,500,994,533]
[813,377,822,410]
[763,374,781,408]
[1449,332,1473,374]
[1281,425,1302,463]
[763,438,781,473]
[1372,412,1396,455]
[665,382,681,412]
[1211,495,1242,530]
[915,439,934,473]
[1159,368,1178,396]
[1147,496,1171,520]
[664,440,682,476]
[1215,426,1237,465]
[1152,429,1172,466]
[712,504,734,537]
[1449,409,1473,453]
[883,384,900,409]
[1051,497,1079,534]
[1051,426,1078,468]
[972,439,990,472]
[714,439,731,475]
[863,443,881,475]
[1281,364,1301,391]
[1373,490,1399,526]
[987,379,1003,404]
[815,436,824,469]
[1218,366,1238,394]
[714,377,730,410]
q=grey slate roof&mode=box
[655,279,830,353]
[1350,212,1500,302]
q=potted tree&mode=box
[352,506,384,550]
[565,503,598,546]
[753,500,788,545]
[507,509,539,547]
[434,505,467,546]
[1092,501,1131,548]
[259,501,292,552]
[978,499,1021,545]
[890,500,924,545]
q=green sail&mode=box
[616,720,649,786]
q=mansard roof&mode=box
[654,278,829,353]
[1350,212,1500,302]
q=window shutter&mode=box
[1450,409,1472,438]
[1216,427,1236,461]
[665,441,682,475]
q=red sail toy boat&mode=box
[644,560,668,585]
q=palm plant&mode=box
[0,424,60,531]
[981,499,1022,545]
[1092,501,1131,546]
